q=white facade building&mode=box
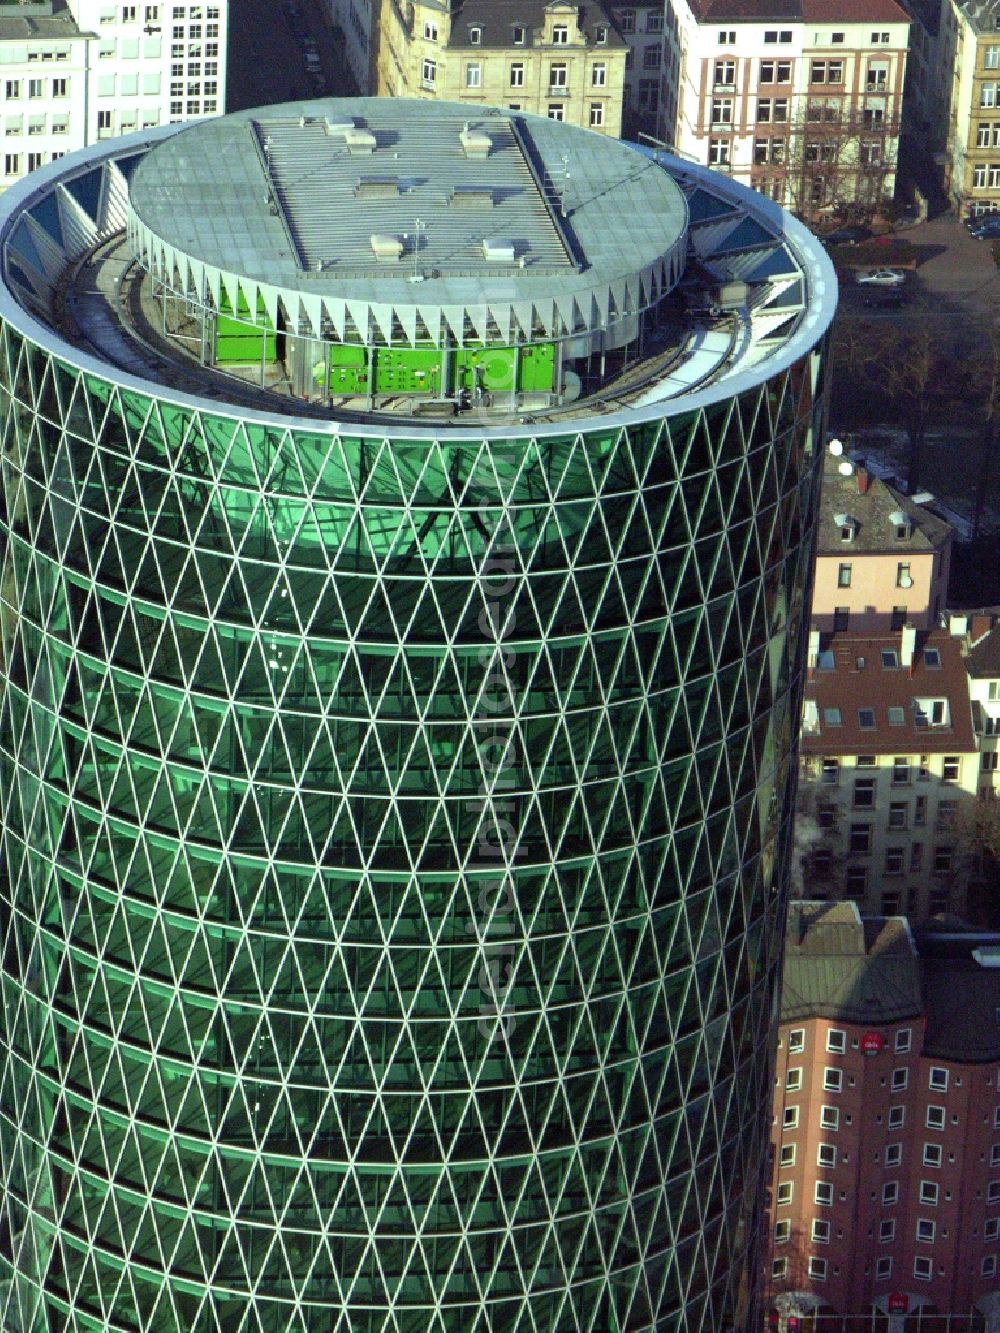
[0,0,226,192]
[661,0,908,215]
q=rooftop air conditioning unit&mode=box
[345,127,377,156]
[482,238,516,262]
[460,126,492,158]
[370,234,404,262]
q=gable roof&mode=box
[816,454,952,558]
[781,901,922,1023]
[446,0,626,48]
[801,629,977,756]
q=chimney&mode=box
[901,624,917,671]
[971,613,995,645]
[856,464,870,495]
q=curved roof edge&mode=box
[0,127,838,441]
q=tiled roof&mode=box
[921,958,1000,1061]
[966,622,1000,679]
[780,901,922,1023]
[816,455,952,557]
[446,0,626,49]
[801,629,977,756]
[692,0,906,21]
[801,0,909,22]
[918,924,1000,1062]
[693,0,802,20]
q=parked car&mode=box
[968,216,1000,239]
[855,268,906,286]
[822,224,874,246]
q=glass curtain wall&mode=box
[0,320,827,1332]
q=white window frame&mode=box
[929,1066,949,1092]
[815,1181,834,1206]
[788,1029,805,1053]
[820,1106,840,1130]
[919,1180,940,1205]
[817,1144,837,1167]
[826,1029,846,1053]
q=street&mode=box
[836,212,1000,327]
[225,0,356,113]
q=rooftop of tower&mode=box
[125,99,689,351]
[0,98,838,430]
[128,100,681,287]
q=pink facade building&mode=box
[766,902,1000,1323]
[811,454,952,636]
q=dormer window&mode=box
[890,509,913,540]
[914,698,947,727]
[512,24,526,44]
[552,23,569,43]
[595,25,608,43]
[469,25,482,44]
[924,647,941,668]
[835,512,857,541]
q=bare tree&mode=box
[780,107,899,224]
[831,319,965,491]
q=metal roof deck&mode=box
[124,98,690,348]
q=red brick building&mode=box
[766,902,1000,1322]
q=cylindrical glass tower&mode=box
[0,102,835,1333]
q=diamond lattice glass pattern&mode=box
[0,322,826,1331]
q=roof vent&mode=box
[370,234,404,262]
[451,185,495,208]
[345,127,377,156]
[323,116,355,137]
[482,238,516,262]
[460,126,492,158]
[355,177,400,199]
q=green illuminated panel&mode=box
[0,315,828,1333]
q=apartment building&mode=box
[334,0,377,92]
[662,0,908,215]
[0,0,226,192]
[906,0,1000,216]
[966,616,1000,795]
[767,902,1000,1322]
[812,449,953,636]
[374,0,628,136]
[799,626,980,920]
[607,1,666,137]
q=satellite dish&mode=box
[838,461,854,476]
[828,438,844,456]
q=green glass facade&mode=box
[0,135,833,1333]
